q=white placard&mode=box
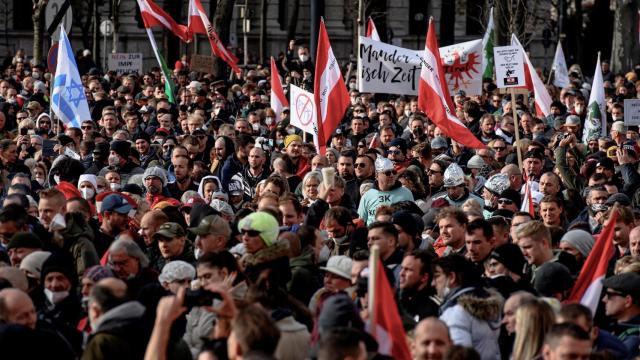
[108,53,143,75]
[289,85,317,135]
[357,37,483,96]
[624,99,640,126]
[494,45,525,88]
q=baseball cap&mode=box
[319,255,353,280]
[189,214,232,238]
[153,222,186,241]
[603,272,640,299]
[101,194,133,214]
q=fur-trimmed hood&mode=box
[441,286,503,322]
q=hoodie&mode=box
[197,175,222,202]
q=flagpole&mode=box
[510,87,522,170]
[368,244,379,338]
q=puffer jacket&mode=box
[439,286,503,360]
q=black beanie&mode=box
[110,140,131,159]
[6,233,43,250]
[40,252,77,286]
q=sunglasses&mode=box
[241,229,261,237]
[357,144,366,148]
[17,116,27,120]
[605,291,626,298]
[492,146,506,151]
[82,125,93,130]
[381,170,397,177]
[354,163,367,168]
[498,199,514,205]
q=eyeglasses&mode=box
[427,169,442,175]
[387,150,402,155]
[40,121,51,125]
[354,162,367,168]
[498,199,514,205]
[241,229,261,237]
[381,170,397,177]
[357,144,366,148]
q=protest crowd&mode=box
[3,2,640,360]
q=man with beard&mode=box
[143,167,169,208]
[523,149,545,182]
[357,157,413,225]
[98,140,144,185]
[570,185,608,233]
[435,163,483,208]
[398,249,440,321]
[284,134,310,178]
[354,154,375,187]
[403,115,428,146]
[167,155,197,200]
[134,132,160,169]
[482,174,510,213]
[221,134,254,190]
[98,194,132,247]
[232,147,269,201]
[337,152,359,204]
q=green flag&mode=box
[481,8,494,80]
[145,28,176,104]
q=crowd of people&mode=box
[0,39,639,360]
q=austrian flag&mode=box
[137,0,190,42]
[417,19,485,149]
[314,19,350,154]
[270,57,288,122]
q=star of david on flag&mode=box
[51,26,91,129]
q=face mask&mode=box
[50,213,66,231]
[276,139,284,146]
[194,247,203,260]
[265,117,274,125]
[591,203,608,213]
[36,177,45,186]
[349,82,357,90]
[404,110,411,117]
[613,116,623,121]
[299,54,309,62]
[81,187,95,200]
[81,296,90,312]
[108,155,120,167]
[574,106,584,114]
[110,183,121,192]
[252,123,260,131]
[484,198,494,209]
[442,278,452,298]
[44,288,69,305]
[214,108,222,115]
[286,127,296,135]
[330,234,348,245]
[32,72,40,80]
[53,175,60,184]
[235,91,242,97]
[128,209,136,218]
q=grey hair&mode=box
[108,239,149,268]
[302,171,323,199]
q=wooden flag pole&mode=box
[368,244,380,338]
[510,87,523,170]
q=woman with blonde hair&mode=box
[300,171,322,207]
[511,298,556,360]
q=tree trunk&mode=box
[32,0,47,64]
[610,0,640,73]
[212,0,236,77]
[287,0,300,41]
[260,0,267,64]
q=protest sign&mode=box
[289,84,319,150]
[358,37,483,95]
[493,46,525,88]
[191,54,215,73]
[624,99,640,126]
[108,53,142,75]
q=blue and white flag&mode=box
[51,26,91,129]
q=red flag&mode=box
[314,19,350,154]
[270,57,289,123]
[418,19,485,149]
[369,260,411,360]
[567,209,618,314]
[366,17,381,41]
[188,0,241,75]
[511,35,552,118]
[136,0,190,43]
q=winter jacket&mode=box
[61,212,100,282]
[304,195,357,229]
[609,315,640,358]
[81,301,147,360]
[358,182,414,225]
[288,246,322,305]
[439,287,503,360]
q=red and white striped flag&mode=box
[137,0,190,43]
[314,19,350,154]
[188,0,241,75]
[270,57,288,123]
[511,34,552,118]
[567,208,617,314]
[366,17,381,41]
[520,180,535,217]
[418,19,485,149]
[638,10,640,45]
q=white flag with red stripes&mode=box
[188,0,241,75]
[270,57,289,123]
[314,19,350,154]
[417,19,485,149]
[366,17,381,41]
[137,0,190,43]
[511,34,552,118]
[520,180,535,217]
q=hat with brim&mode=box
[153,222,185,241]
[319,255,352,280]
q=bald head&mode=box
[96,278,127,298]
[414,317,452,360]
[501,163,523,190]
[0,288,37,329]
[630,226,640,259]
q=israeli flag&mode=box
[51,26,91,129]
